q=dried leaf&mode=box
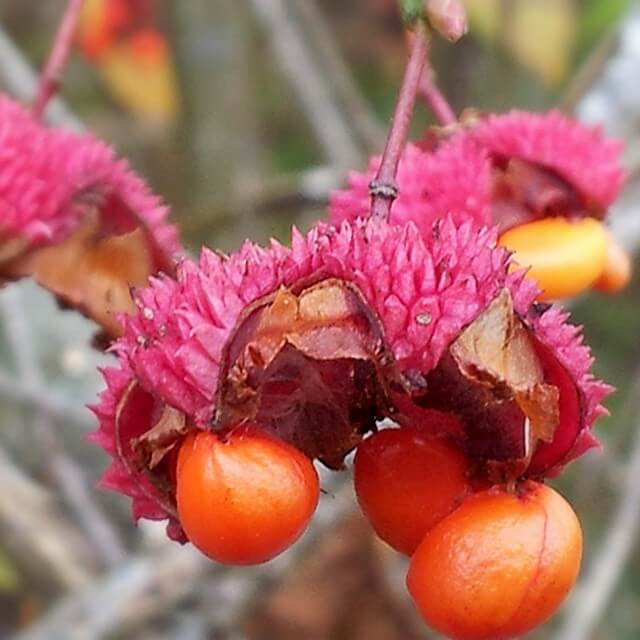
[491,158,584,232]
[3,194,173,341]
[419,289,559,478]
[132,405,188,470]
[217,279,399,468]
[115,381,181,518]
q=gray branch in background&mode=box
[578,4,640,249]
[247,0,363,170]
[290,0,384,152]
[14,470,354,640]
[555,9,640,638]
[556,379,640,640]
[0,369,92,428]
[0,287,126,568]
[0,445,96,595]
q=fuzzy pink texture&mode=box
[473,109,626,213]
[91,217,609,530]
[0,95,179,256]
[330,135,491,234]
[330,110,625,232]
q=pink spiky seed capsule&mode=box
[0,95,181,340]
[330,109,629,298]
[90,217,609,542]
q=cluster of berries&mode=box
[173,425,583,640]
[0,83,623,637]
[356,427,582,640]
[0,4,629,638]
[89,209,609,640]
[175,417,582,640]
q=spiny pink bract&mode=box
[330,109,625,232]
[0,94,179,256]
[330,135,491,234]
[473,109,626,213]
[91,217,609,532]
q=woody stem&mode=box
[369,22,429,221]
[32,0,85,120]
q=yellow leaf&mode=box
[464,0,576,86]
[97,34,179,124]
[464,0,501,42]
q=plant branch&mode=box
[247,0,362,170]
[419,64,456,126]
[0,26,82,129]
[370,22,430,220]
[32,0,84,119]
[289,0,384,151]
[15,471,354,639]
[0,287,126,568]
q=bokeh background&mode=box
[0,1,639,638]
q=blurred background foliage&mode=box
[0,1,639,638]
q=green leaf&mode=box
[400,0,426,25]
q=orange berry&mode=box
[176,426,319,565]
[354,428,470,555]
[407,482,582,640]
[499,217,608,300]
[594,233,632,293]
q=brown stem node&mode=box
[369,22,430,221]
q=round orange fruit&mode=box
[407,481,583,640]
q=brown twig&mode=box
[370,22,430,220]
[32,0,84,119]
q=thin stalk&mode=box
[419,65,456,126]
[32,0,84,119]
[369,22,430,221]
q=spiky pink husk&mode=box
[330,110,625,237]
[92,218,609,529]
[89,364,171,520]
[329,136,491,234]
[0,95,180,256]
[472,110,626,213]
